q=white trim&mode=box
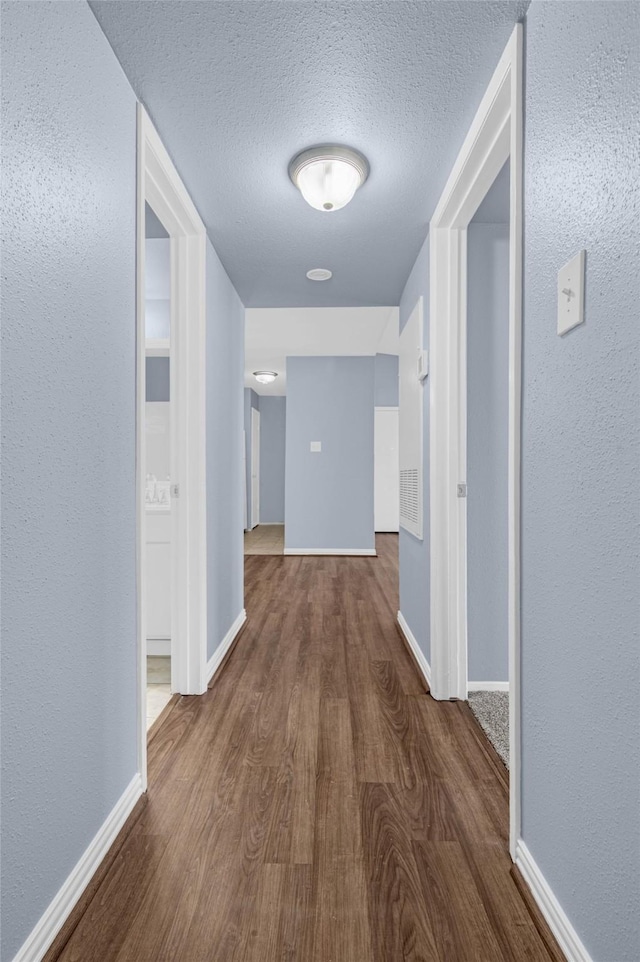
[137,106,208,791]
[397,611,432,687]
[375,405,399,413]
[428,25,523,858]
[467,681,509,692]
[147,638,171,657]
[145,337,170,357]
[283,548,377,556]
[12,775,143,962]
[516,840,593,962]
[206,609,247,684]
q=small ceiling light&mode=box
[289,145,369,212]
[306,268,332,281]
[253,371,278,385]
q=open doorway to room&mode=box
[136,107,208,787]
[465,161,510,765]
[143,202,173,729]
[428,25,522,856]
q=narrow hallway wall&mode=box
[521,2,640,957]
[259,396,286,524]
[0,4,247,956]
[467,218,509,684]
[398,236,430,664]
[206,243,245,661]
[285,356,375,553]
[1,5,137,958]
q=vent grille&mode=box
[400,468,420,530]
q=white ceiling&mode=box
[245,306,399,395]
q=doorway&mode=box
[136,106,208,789]
[428,25,522,856]
[465,162,510,766]
[144,202,173,729]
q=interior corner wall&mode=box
[466,222,509,683]
[244,388,260,528]
[0,4,138,958]
[522,3,640,959]
[398,236,430,662]
[374,353,399,407]
[259,396,286,524]
[285,356,375,552]
[206,243,245,659]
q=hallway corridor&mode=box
[47,537,562,962]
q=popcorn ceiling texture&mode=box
[521,3,640,959]
[0,3,138,959]
[89,0,528,308]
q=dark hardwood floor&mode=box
[48,535,564,961]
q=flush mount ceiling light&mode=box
[253,371,278,385]
[289,145,369,212]
[306,268,332,281]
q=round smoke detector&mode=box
[306,268,333,282]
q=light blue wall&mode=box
[259,396,286,524]
[521,3,639,959]
[146,356,170,401]
[206,242,245,658]
[244,388,260,528]
[467,222,509,683]
[398,236,430,664]
[285,357,375,551]
[0,4,138,959]
[374,353,399,407]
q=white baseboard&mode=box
[146,638,170,656]
[13,773,143,962]
[283,548,377,556]
[397,611,431,686]
[206,609,247,684]
[467,681,509,692]
[516,839,593,962]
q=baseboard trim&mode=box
[397,611,431,687]
[467,681,510,692]
[13,773,143,962]
[516,839,593,962]
[283,548,377,556]
[206,609,247,684]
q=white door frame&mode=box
[137,106,208,789]
[428,25,522,857]
[250,407,260,528]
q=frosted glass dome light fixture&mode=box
[289,145,369,212]
[253,371,278,385]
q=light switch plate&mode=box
[310,441,321,452]
[557,250,585,335]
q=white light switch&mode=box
[557,250,585,336]
[310,441,321,452]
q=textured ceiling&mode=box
[91,1,528,307]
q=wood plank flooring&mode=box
[48,535,564,962]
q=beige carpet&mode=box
[244,524,284,555]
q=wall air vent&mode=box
[400,468,420,528]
